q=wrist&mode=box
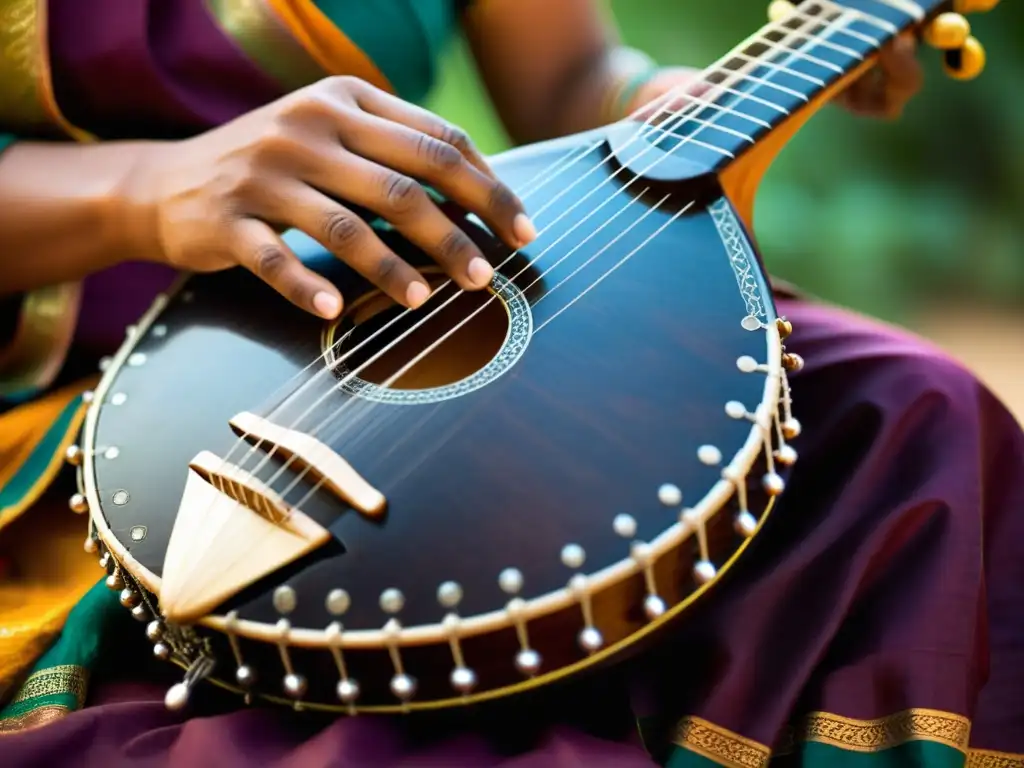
[106,140,171,265]
[600,47,659,124]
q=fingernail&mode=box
[513,213,537,247]
[467,256,494,288]
[313,291,341,319]
[406,281,430,308]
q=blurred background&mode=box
[427,0,1023,421]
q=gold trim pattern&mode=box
[673,708,991,766]
[968,748,1024,768]
[9,665,89,709]
[205,0,326,91]
[673,715,771,768]
[0,704,71,734]
[795,709,972,753]
[0,284,83,398]
[0,0,91,139]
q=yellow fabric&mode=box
[265,0,395,93]
[0,378,98,700]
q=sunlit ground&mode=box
[912,306,1024,424]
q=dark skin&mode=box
[0,0,922,319]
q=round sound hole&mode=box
[322,271,533,405]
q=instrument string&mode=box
[186,5,893,586]
[259,13,866,504]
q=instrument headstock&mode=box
[768,0,1000,81]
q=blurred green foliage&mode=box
[426,0,1024,321]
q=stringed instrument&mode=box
[68,0,997,714]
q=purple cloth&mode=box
[73,263,177,354]
[5,300,1024,766]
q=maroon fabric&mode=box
[4,300,1024,767]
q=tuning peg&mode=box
[943,36,986,81]
[952,0,999,14]
[923,13,971,50]
[767,0,796,23]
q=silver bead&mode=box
[578,626,604,653]
[697,445,722,466]
[437,581,463,609]
[164,682,190,711]
[119,587,140,608]
[65,445,83,466]
[644,594,667,619]
[69,493,89,514]
[325,588,351,616]
[515,648,541,675]
[235,665,256,689]
[131,604,149,622]
[734,511,758,537]
[762,472,785,496]
[83,537,98,555]
[81,390,95,403]
[379,588,405,615]
[106,570,125,591]
[336,678,360,704]
[498,567,524,595]
[775,445,798,466]
[272,585,297,615]
[98,552,111,570]
[657,483,682,507]
[283,673,307,699]
[693,560,717,584]
[450,666,477,694]
[725,401,747,419]
[153,642,172,661]
[737,355,759,373]
[560,544,585,569]
[145,620,164,642]
[612,513,637,539]
[390,673,417,701]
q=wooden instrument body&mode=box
[82,126,789,712]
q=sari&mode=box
[0,1,1022,765]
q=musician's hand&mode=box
[834,35,923,119]
[127,76,536,319]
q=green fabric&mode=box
[0,133,15,154]
[311,0,459,103]
[0,394,84,516]
[663,739,967,767]
[0,580,121,720]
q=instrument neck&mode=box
[668,0,943,171]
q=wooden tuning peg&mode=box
[923,13,971,50]
[768,0,797,23]
[943,36,986,81]
[952,0,999,13]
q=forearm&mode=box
[544,46,657,140]
[0,140,153,296]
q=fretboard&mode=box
[645,0,946,171]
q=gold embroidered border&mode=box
[968,748,1024,768]
[0,0,91,138]
[205,0,325,92]
[9,665,88,709]
[673,708,984,766]
[794,708,972,753]
[0,704,71,734]
[673,715,771,768]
